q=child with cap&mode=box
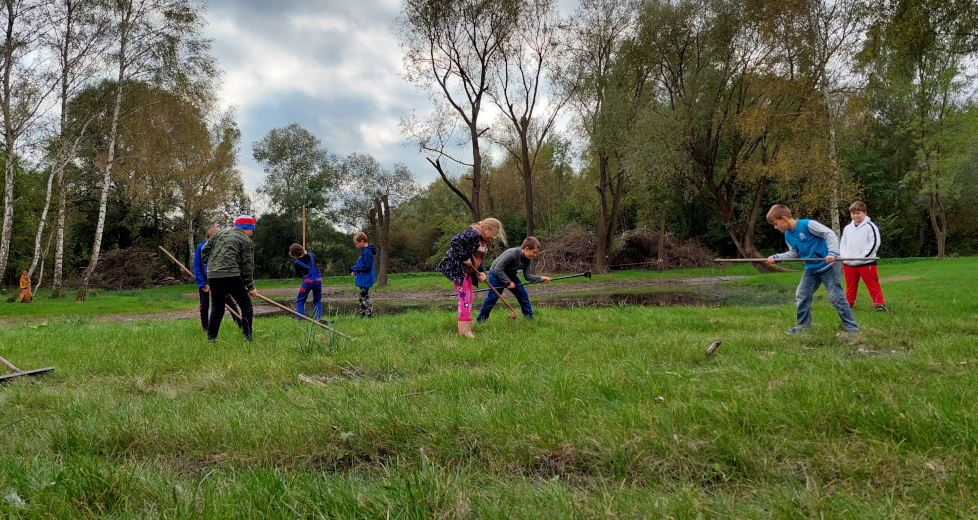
[202,215,258,341]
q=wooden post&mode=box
[657,201,668,268]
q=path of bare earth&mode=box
[7,275,746,324]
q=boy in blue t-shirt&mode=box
[765,204,859,334]
[350,232,377,318]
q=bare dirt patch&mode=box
[879,276,916,283]
[19,275,746,324]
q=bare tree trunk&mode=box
[374,193,390,286]
[929,191,947,259]
[28,168,58,276]
[469,125,482,222]
[51,165,68,297]
[76,76,124,302]
[522,145,535,237]
[0,147,13,282]
[593,154,610,274]
[825,82,842,236]
[0,1,17,284]
[187,219,195,268]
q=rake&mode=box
[471,271,592,295]
[0,354,55,383]
[158,245,243,321]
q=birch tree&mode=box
[75,0,214,301]
[0,0,59,284]
[45,0,108,297]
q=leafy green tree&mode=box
[338,152,417,285]
[252,123,339,218]
[860,0,978,257]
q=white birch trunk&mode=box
[0,149,13,283]
[824,80,842,237]
[51,164,68,297]
[76,63,125,301]
[28,167,58,276]
[187,219,195,268]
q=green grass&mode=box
[1,258,976,518]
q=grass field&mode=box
[1,259,976,518]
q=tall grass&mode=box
[0,258,975,518]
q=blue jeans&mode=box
[795,263,859,332]
[476,272,534,321]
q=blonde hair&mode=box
[766,204,793,223]
[354,232,368,243]
[479,217,507,246]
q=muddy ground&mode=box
[14,275,749,324]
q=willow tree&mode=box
[557,0,639,273]
[626,0,816,265]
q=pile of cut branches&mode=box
[74,248,181,290]
[535,225,596,274]
[535,226,715,273]
[609,228,714,270]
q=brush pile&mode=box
[608,228,715,270]
[536,226,715,273]
[534,225,596,274]
[80,248,181,290]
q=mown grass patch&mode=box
[1,258,976,518]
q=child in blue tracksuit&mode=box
[289,243,322,320]
[349,232,376,318]
[766,204,859,334]
[193,226,241,331]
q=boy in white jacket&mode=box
[840,201,886,311]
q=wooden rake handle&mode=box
[254,293,355,341]
[158,246,242,321]
[485,282,518,319]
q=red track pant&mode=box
[842,264,885,307]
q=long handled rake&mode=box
[715,257,880,263]
[254,293,356,341]
[0,354,55,383]
[158,246,242,321]
[472,271,592,295]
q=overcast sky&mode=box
[202,0,578,197]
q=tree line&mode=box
[397,0,978,273]
[3,0,978,296]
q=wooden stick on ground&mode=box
[254,293,355,341]
[158,246,243,321]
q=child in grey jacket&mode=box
[476,237,552,321]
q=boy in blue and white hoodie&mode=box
[765,204,859,334]
[350,232,377,318]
